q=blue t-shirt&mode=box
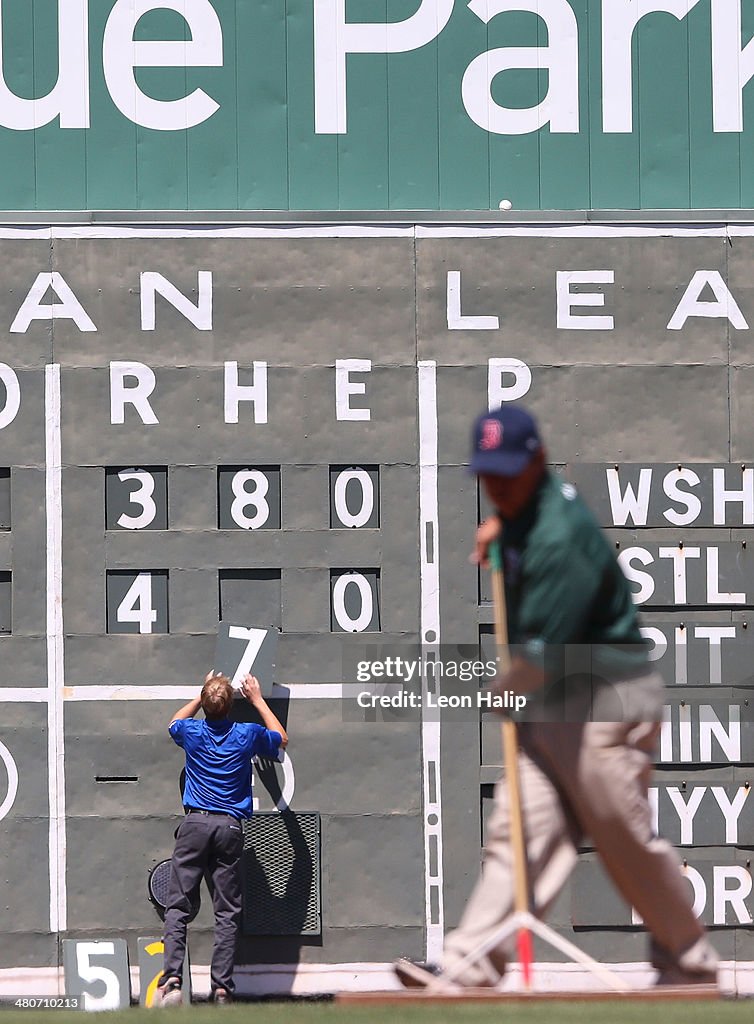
[169,718,282,819]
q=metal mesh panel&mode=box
[148,859,172,911]
[241,812,321,936]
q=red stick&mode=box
[517,924,534,989]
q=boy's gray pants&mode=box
[161,812,244,994]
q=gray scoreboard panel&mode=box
[418,228,754,966]
[659,697,754,766]
[648,769,754,847]
[6,224,754,980]
[0,705,54,968]
[572,851,754,930]
[639,611,754,688]
[64,700,424,964]
[614,538,753,609]
[569,464,754,529]
[481,699,754,770]
[34,231,426,973]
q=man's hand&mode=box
[470,515,503,569]
[486,656,547,720]
[241,674,263,706]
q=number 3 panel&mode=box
[105,467,168,530]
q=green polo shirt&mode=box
[501,472,649,681]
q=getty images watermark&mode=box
[339,645,528,722]
[338,642,704,723]
[353,653,526,715]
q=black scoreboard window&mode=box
[329,466,379,529]
[217,467,281,530]
[219,569,283,629]
[106,570,169,634]
[0,571,11,634]
[0,469,10,530]
[105,467,168,530]
[330,570,380,632]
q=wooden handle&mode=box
[490,538,528,917]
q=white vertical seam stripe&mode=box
[45,364,66,932]
[418,359,444,960]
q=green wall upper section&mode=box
[2,0,754,212]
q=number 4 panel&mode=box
[106,571,169,634]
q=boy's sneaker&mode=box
[212,988,233,1006]
[159,977,183,1007]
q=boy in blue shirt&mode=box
[158,672,287,1006]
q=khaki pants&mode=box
[443,674,717,985]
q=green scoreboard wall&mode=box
[1,222,754,981]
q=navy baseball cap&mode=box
[469,405,542,477]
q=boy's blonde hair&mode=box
[201,675,233,719]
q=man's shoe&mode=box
[211,988,233,1006]
[158,977,183,1007]
[393,959,444,989]
[652,936,718,989]
[655,966,718,989]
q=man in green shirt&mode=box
[396,405,718,991]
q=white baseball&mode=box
[498,199,513,211]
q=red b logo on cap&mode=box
[480,419,503,450]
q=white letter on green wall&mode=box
[462,0,579,135]
[103,0,222,131]
[314,0,454,133]
[0,0,89,129]
[711,0,754,132]
[602,1,701,133]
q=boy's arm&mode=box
[241,674,288,748]
[168,671,214,726]
[169,694,202,726]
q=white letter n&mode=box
[141,272,213,331]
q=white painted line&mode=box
[0,688,48,702]
[274,683,397,700]
[45,364,66,933]
[415,225,728,239]
[64,686,199,701]
[0,224,735,243]
[47,226,413,240]
[61,683,384,701]
[0,228,53,240]
[418,358,444,961]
